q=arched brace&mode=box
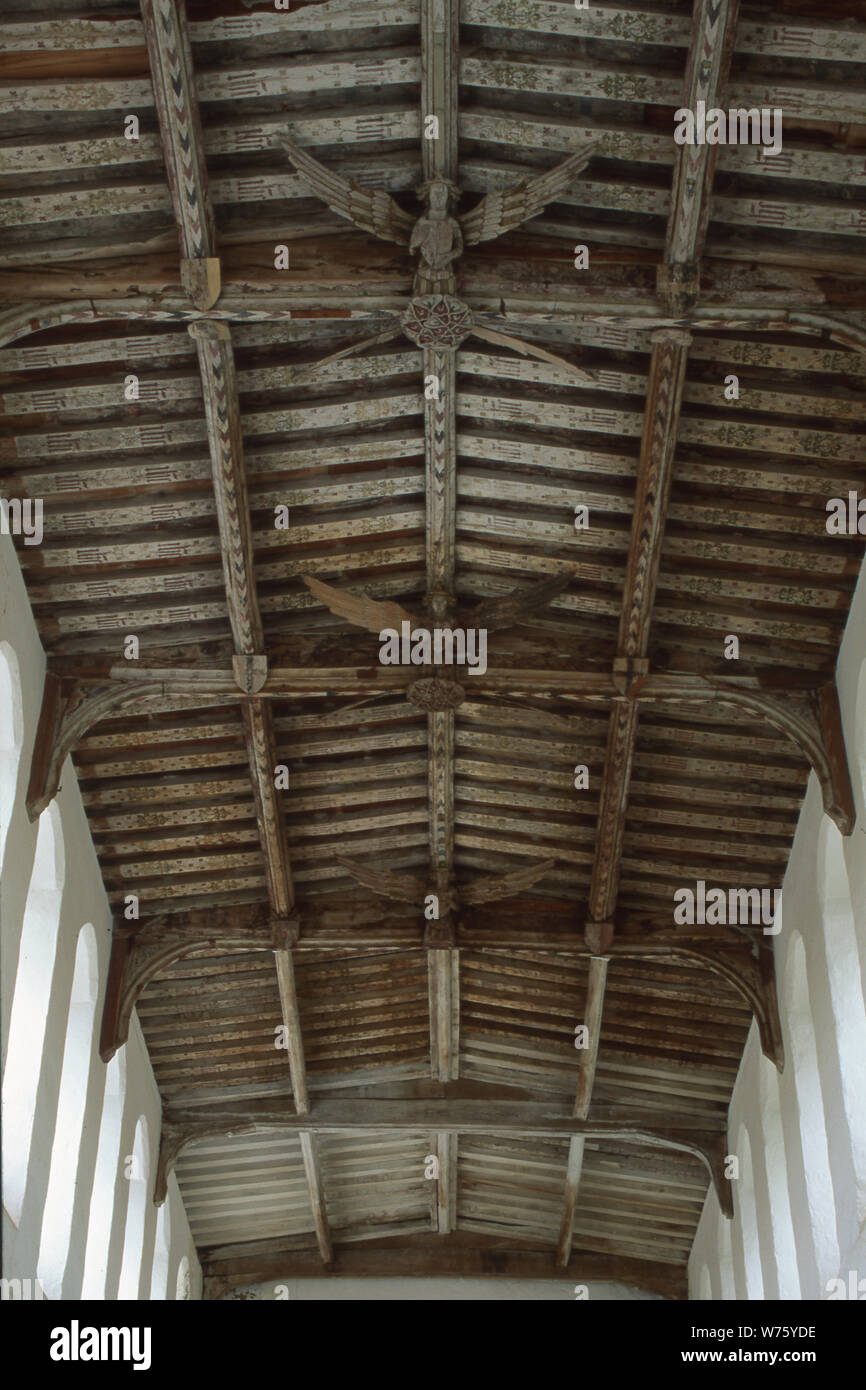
[26,674,166,821]
[616,1128,734,1220]
[713,682,855,836]
[100,911,298,1063]
[690,308,866,356]
[0,301,99,351]
[152,1110,732,1215]
[154,1117,285,1206]
[3,298,865,357]
[668,943,784,1073]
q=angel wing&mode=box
[303,576,417,635]
[336,855,430,904]
[469,573,574,633]
[461,857,557,905]
[459,144,598,247]
[276,133,415,247]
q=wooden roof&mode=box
[2,0,866,1299]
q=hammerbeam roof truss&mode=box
[2,0,866,1297]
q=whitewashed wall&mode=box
[690,560,866,1301]
[1,534,201,1300]
[220,1278,662,1301]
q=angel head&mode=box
[417,177,460,215]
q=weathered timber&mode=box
[99,910,293,1062]
[140,0,220,307]
[557,954,610,1266]
[26,675,165,822]
[299,1132,333,1265]
[154,1098,732,1214]
[662,0,740,293]
[586,330,691,940]
[201,1242,687,1300]
[29,663,855,837]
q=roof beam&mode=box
[169,108,323,1252]
[565,0,741,1249]
[299,1132,333,1266]
[421,0,458,182]
[557,955,609,1267]
[663,0,741,282]
[155,1098,732,1215]
[140,0,220,308]
[420,0,461,1098]
[201,1242,686,1300]
[435,1131,458,1234]
[4,298,866,356]
[27,664,854,835]
[188,320,296,918]
[586,0,743,951]
[587,330,691,946]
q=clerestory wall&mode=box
[1,533,201,1300]
[689,558,866,1301]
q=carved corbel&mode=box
[714,681,855,835]
[26,673,165,821]
[99,910,278,1062]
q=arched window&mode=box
[175,1254,191,1301]
[784,934,840,1286]
[757,1056,801,1299]
[733,1124,763,1299]
[36,924,99,1298]
[81,1051,126,1299]
[1,803,65,1225]
[118,1116,149,1299]
[0,640,23,869]
[150,1200,171,1300]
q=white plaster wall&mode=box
[0,534,201,1300]
[689,560,866,1300]
[220,1278,662,1301]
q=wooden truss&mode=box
[8,0,864,1293]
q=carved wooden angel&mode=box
[301,571,575,635]
[276,132,598,283]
